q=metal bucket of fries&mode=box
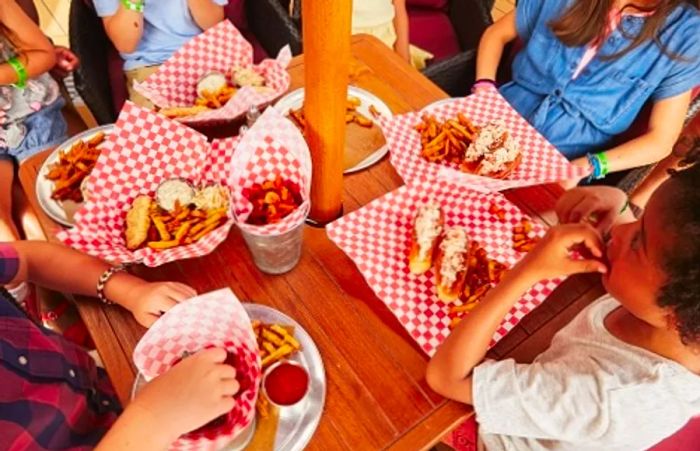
[231,108,313,275]
[239,212,307,274]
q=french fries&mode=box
[46,132,105,202]
[194,85,237,109]
[243,176,303,225]
[125,195,229,251]
[252,320,303,418]
[448,241,509,328]
[512,218,540,253]
[160,86,237,119]
[489,202,507,222]
[288,97,375,136]
[415,113,477,164]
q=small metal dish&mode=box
[261,359,311,408]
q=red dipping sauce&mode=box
[263,362,309,406]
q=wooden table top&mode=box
[18,35,605,450]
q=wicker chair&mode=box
[69,0,300,125]
[284,0,493,97]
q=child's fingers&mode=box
[566,258,607,275]
[216,397,236,415]
[198,347,227,363]
[220,379,240,396]
[167,282,198,300]
[555,190,585,223]
[215,364,237,380]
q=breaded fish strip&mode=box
[125,195,152,250]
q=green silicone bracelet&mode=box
[7,57,27,89]
[120,0,144,13]
[596,152,609,177]
[619,199,630,214]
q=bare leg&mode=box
[0,160,20,242]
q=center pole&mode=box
[302,0,352,224]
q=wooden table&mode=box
[19,35,605,450]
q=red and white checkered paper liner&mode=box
[232,108,311,236]
[326,180,562,356]
[378,88,589,192]
[134,20,291,125]
[133,288,261,451]
[57,102,240,267]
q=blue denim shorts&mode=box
[1,97,68,163]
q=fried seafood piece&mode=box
[125,195,153,250]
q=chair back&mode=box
[69,0,124,124]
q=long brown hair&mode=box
[549,0,697,60]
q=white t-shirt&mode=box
[352,0,395,30]
[473,295,700,451]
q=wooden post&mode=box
[302,0,352,224]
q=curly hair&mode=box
[656,162,700,344]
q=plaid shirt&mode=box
[0,244,121,449]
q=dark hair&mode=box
[657,161,700,344]
[549,0,697,61]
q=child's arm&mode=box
[97,348,239,450]
[188,0,225,31]
[392,0,410,63]
[555,186,636,233]
[6,241,196,328]
[630,111,700,208]
[426,224,607,404]
[0,0,55,84]
[571,91,692,174]
[475,11,517,86]
[15,0,38,23]
[100,2,145,54]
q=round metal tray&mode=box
[274,86,393,174]
[131,303,326,451]
[35,124,115,227]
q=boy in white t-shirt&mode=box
[427,163,700,450]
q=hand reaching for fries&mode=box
[118,281,198,328]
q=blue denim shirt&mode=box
[500,0,700,159]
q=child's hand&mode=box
[122,282,197,328]
[130,348,239,441]
[518,223,607,281]
[50,46,79,79]
[556,186,628,233]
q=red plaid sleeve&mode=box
[0,244,19,285]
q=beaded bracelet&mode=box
[7,57,27,89]
[120,0,144,13]
[96,264,129,305]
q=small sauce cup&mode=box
[261,360,310,407]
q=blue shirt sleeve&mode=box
[92,0,120,17]
[514,0,542,42]
[0,244,19,285]
[652,15,700,101]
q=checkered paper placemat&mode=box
[378,89,589,192]
[133,288,261,451]
[232,108,312,236]
[57,102,240,267]
[134,20,291,125]
[326,180,562,356]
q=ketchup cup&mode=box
[261,360,310,408]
